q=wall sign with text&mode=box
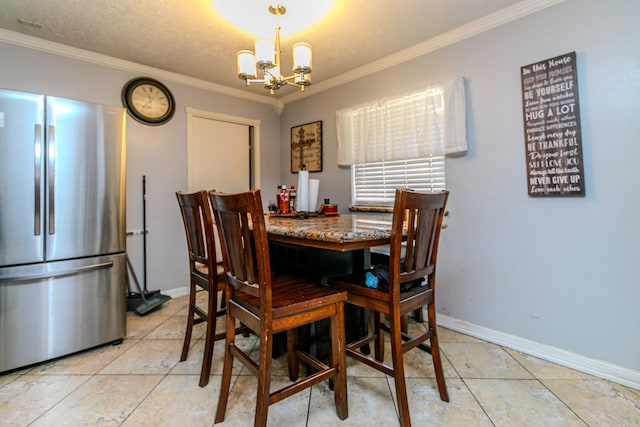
[521,51,585,197]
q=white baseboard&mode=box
[436,313,640,390]
[164,286,189,299]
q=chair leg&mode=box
[401,314,408,334]
[427,304,449,402]
[389,312,411,427]
[198,287,218,387]
[215,312,237,424]
[373,311,384,361]
[414,307,423,323]
[219,290,227,309]
[254,331,273,427]
[287,328,299,381]
[401,309,423,334]
[331,303,348,420]
[180,282,197,362]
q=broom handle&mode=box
[126,254,147,304]
[142,175,147,292]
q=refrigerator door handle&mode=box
[34,124,42,236]
[48,125,56,235]
[1,261,114,282]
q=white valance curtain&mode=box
[336,77,467,165]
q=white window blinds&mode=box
[352,156,445,207]
[336,77,467,165]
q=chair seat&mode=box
[195,262,225,277]
[233,274,347,319]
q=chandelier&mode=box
[236,4,312,94]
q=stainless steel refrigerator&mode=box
[0,89,127,372]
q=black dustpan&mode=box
[126,255,170,315]
[134,292,171,316]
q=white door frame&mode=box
[185,107,261,191]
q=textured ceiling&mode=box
[0,0,541,100]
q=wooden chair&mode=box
[327,189,450,427]
[209,189,348,427]
[175,190,235,387]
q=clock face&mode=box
[122,77,175,125]
[131,84,169,119]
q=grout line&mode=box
[2,295,636,426]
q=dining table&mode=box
[264,212,394,360]
[265,213,392,268]
[264,212,397,286]
[264,212,394,252]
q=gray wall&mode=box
[0,42,282,298]
[280,0,639,371]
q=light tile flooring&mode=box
[1,294,639,426]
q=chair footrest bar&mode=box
[230,344,259,376]
[296,350,330,372]
[214,325,251,342]
[346,333,378,351]
[192,305,208,320]
[380,322,433,354]
[347,348,394,376]
[269,367,337,405]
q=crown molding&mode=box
[0,0,566,108]
[280,0,567,104]
[0,28,278,107]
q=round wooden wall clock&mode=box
[121,77,175,125]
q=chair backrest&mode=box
[208,189,271,303]
[389,189,449,294]
[175,190,217,271]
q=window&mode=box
[336,77,466,165]
[352,155,445,207]
[337,77,466,209]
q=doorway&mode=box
[186,107,261,254]
[186,107,261,193]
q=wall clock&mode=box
[121,77,175,125]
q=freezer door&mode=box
[45,97,126,261]
[0,90,46,266]
[0,254,126,372]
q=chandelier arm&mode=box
[265,68,280,80]
[243,77,269,85]
[281,75,303,86]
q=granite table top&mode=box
[264,213,393,250]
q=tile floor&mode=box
[1,294,639,426]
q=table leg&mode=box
[268,243,372,359]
